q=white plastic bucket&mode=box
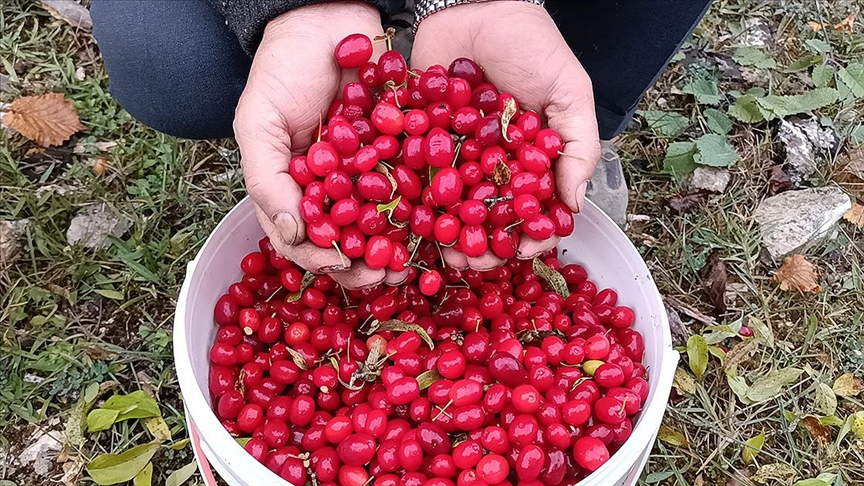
[174,196,678,486]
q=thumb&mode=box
[235,103,306,248]
[545,65,601,214]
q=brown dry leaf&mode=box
[800,415,832,445]
[493,162,511,186]
[772,254,821,293]
[808,21,823,32]
[844,203,864,228]
[700,250,728,315]
[668,190,711,214]
[93,157,108,176]
[833,373,863,398]
[833,11,857,33]
[768,165,792,196]
[3,93,84,147]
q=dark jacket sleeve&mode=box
[208,0,391,56]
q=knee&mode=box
[91,0,247,139]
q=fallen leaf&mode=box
[814,383,837,416]
[768,165,792,195]
[700,250,728,315]
[687,335,709,379]
[742,429,766,464]
[668,190,711,214]
[844,203,864,227]
[658,425,689,446]
[41,0,93,31]
[800,415,832,446]
[833,11,857,33]
[3,93,84,147]
[751,463,797,484]
[673,368,697,395]
[833,373,862,397]
[746,367,804,402]
[773,255,821,293]
[665,307,690,345]
[664,296,717,326]
[808,21,823,32]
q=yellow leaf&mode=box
[844,203,864,228]
[808,21,823,32]
[772,254,821,293]
[673,368,697,395]
[742,428,765,464]
[144,416,171,442]
[833,373,863,397]
[833,11,857,33]
[852,412,864,439]
[658,425,689,446]
[2,93,84,147]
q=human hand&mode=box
[412,1,601,271]
[235,2,407,289]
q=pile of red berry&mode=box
[290,32,574,269]
[209,233,648,485]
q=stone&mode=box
[66,203,128,249]
[754,186,852,259]
[689,167,731,193]
[740,18,771,47]
[40,0,92,31]
[18,429,64,476]
[586,141,628,228]
[0,220,29,269]
[0,73,9,94]
[777,117,838,183]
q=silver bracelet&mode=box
[413,0,546,34]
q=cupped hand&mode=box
[235,2,407,289]
[412,1,601,271]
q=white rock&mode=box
[18,430,64,476]
[777,118,837,183]
[40,0,92,31]
[212,168,241,183]
[740,18,771,47]
[689,167,731,193]
[67,203,128,249]
[754,186,851,259]
[36,184,76,197]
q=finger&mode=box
[330,262,387,290]
[442,247,469,271]
[517,235,561,260]
[255,205,350,274]
[236,96,306,247]
[466,251,505,272]
[385,268,411,286]
[545,62,602,214]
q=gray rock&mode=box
[1,219,29,268]
[689,167,731,193]
[754,186,851,259]
[18,430,64,476]
[777,118,837,183]
[0,73,9,94]
[586,141,629,228]
[40,0,92,31]
[67,203,128,249]
[740,18,771,47]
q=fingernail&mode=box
[574,181,589,213]
[273,212,300,246]
[318,265,349,274]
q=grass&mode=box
[1,0,863,485]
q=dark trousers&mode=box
[91,0,712,141]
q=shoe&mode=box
[586,140,629,229]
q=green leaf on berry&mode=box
[374,320,435,350]
[287,272,315,303]
[376,196,402,217]
[532,258,570,298]
[416,370,443,390]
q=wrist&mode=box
[414,0,545,32]
[265,1,382,43]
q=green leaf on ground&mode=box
[757,88,839,120]
[132,463,152,486]
[727,373,753,404]
[95,289,124,300]
[749,318,775,348]
[804,39,832,55]
[694,134,739,167]
[837,63,864,98]
[87,409,120,433]
[165,461,198,486]
[812,65,835,88]
[683,76,723,105]
[87,391,161,432]
[746,367,804,403]
[658,425,688,446]
[791,480,830,486]
[687,335,709,379]
[638,110,690,138]
[87,442,160,485]
[742,428,765,464]
[704,108,733,135]
[729,94,766,123]
[784,54,823,73]
[815,383,837,416]
[733,47,776,69]
[662,141,698,176]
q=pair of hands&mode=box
[234,1,600,289]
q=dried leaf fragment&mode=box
[833,11,857,33]
[808,21,823,32]
[767,165,792,196]
[700,250,728,315]
[3,93,84,147]
[800,415,832,445]
[833,373,862,397]
[533,258,570,298]
[844,203,864,228]
[500,97,518,142]
[668,190,711,214]
[772,254,821,293]
[493,162,511,186]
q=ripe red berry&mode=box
[335,34,374,69]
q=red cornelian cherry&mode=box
[419,270,443,296]
[574,436,611,471]
[335,34,373,69]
